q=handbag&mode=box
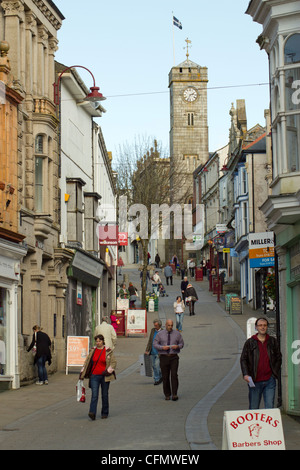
[187,296,197,302]
[130,294,137,301]
[76,380,86,403]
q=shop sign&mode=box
[249,232,275,268]
[216,224,228,234]
[222,409,285,450]
[118,232,128,246]
[98,223,119,246]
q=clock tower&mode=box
[169,40,209,205]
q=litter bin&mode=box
[112,310,125,336]
[195,267,203,281]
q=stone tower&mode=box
[169,41,209,205]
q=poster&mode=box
[126,309,147,336]
[66,336,89,374]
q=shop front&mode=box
[0,238,27,389]
[66,250,104,344]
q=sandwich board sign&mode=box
[222,409,285,450]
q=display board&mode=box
[66,336,89,375]
[126,309,147,337]
[229,296,243,315]
[222,409,285,450]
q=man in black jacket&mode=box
[240,317,282,409]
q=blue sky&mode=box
[54,0,268,157]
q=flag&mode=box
[173,16,182,30]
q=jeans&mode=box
[176,313,184,331]
[89,375,110,417]
[37,355,48,382]
[150,354,161,382]
[248,376,276,409]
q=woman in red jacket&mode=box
[80,334,116,420]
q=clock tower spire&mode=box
[168,45,209,261]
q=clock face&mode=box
[183,87,198,102]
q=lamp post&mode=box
[53,65,106,105]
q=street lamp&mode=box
[53,65,106,105]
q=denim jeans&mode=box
[89,374,110,417]
[176,313,184,331]
[37,355,48,382]
[248,376,276,409]
[150,354,161,382]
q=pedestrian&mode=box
[164,263,173,286]
[79,334,116,421]
[94,316,117,351]
[110,313,118,333]
[189,259,195,278]
[179,261,186,280]
[174,296,185,332]
[180,276,189,304]
[118,283,129,299]
[155,253,160,268]
[118,256,124,276]
[27,325,52,385]
[145,319,163,385]
[240,317,282,410]
[151,271,161,295]
[153,319,184,401]
[128,282,138,309]
[185,283,198,315]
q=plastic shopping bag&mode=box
[76,380,86,403]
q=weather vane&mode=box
[184,38,192,60]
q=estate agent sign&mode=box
[222,409,285,450]
[249,232,275,268]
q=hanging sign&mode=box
[222,409,285,450]
[249,232,275,268]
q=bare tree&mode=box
[114,135,192,307]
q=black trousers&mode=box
[159,354,179,398]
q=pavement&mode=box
[0,264,299,451]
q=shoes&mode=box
[35,381,44,385]
[88,412,96,421]
[172,395,178,401]
[154,377,163,385]
[44,380,48,385]
[165,396,170,400]
[101,416,108,419]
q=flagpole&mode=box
[172,12,175,65]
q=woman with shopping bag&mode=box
[79,334,117,420]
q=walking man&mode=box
[153,319,184,401]
[164,263,173,286]
[240,317,282,409]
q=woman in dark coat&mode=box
[185,283,198,316]
[28,325,52,385]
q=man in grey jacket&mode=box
[164,263,173,286]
